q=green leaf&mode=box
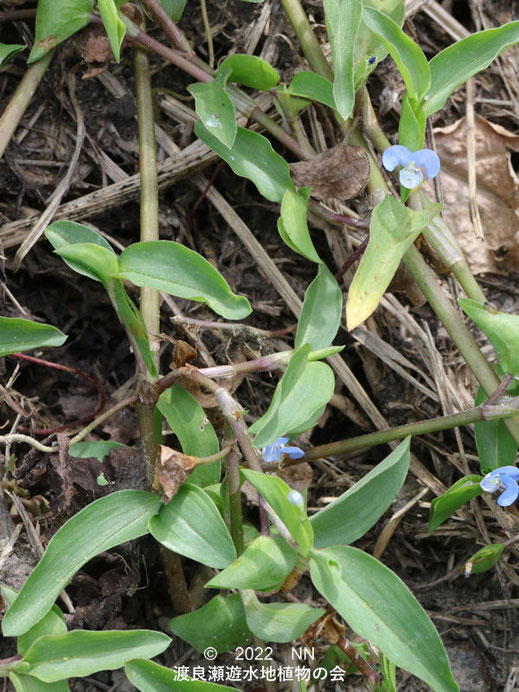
[425,21,519,116]
[459,298,519,377]
[0,43,25,65]
[324,0,362,119]
[206,536,297,591]
[398,91,426,151]
[154,0,187,22]
[45,221,116,282]
[188,67,237,148]
[249,345,335,448]
[346,195,441,330]
[474,371,519,472]
[278,188,321,263]
[0,317,67,357]
[363,6,430,101]
[29,0,94,62]
[112,280,157,377]
[149,483,237,568]
[295,264,342,351]
[240,469,313,557]
[126,659,236,691]
[428,475,483,533]
[98,0,126,62]
[219,54,280,90]
[116,241,251,320]
[241,589,323,643]
[311,437,411,547]
[158,385,220,486]
[463,543,504,575]
[1,588,67,657]
[195,121,295,203]
[288,72,336,109]
[310,547,458,692]
[21,630,170,682]
[2,490,161,637]
[54,243,119,287]
[68,440,127,462]
[354,0,405,88]
[10,672,69,692]
[169,594,252,653]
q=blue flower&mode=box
[480,466,519,506]
[382,145,441,189]
[262,436,304,463]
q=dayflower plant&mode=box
[262,436,304,463]
[382,145,441,189]
[480,466,519,506]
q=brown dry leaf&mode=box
[290,142,370,201]
[154,445,197,503]
[301,607,345,648]
[431,116,519,274]
[278,462,313,493]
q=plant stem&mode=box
[337,637,379,689]
[292,397,519,464]
[140,0,188,53]
[0,50,54,160]
[279,0,333,81]
[223,427,244,555]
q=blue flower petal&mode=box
[382,145,412,171]
[276,437,290,445]
[497,474,519,506]
[262,445,281,463]
[399,166,423,189]
[492,465,519,479]
[413,149,441,179]
[480,473,500,493]
[284,446,305,459]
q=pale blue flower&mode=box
[287,489,304,506]
[382,145,441,189]
[480,466,519,506]
[262,436,304,463]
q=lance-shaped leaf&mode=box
[240,469,313,557]
[295,264,342,351]
[10,672,69,692]
[241,589,323,643]
[116,241,251,320]
[149,483,237,568]
[29,0,94,62]
[112,280,157,377]
[45,221,116,282]
[278,187,321,263]
[168,594,252,653]
[428,476,484,533]
[0,43,25,65]
[126,659,236,691]
[98,0,125,62]
[0,318,67,358]
[249,344,335,448]
[346,195,441,330]
[158,385,220,486]
[68,441,128,463]
[54,244,119,287]
[363,6,430,101]
[288,72,336,110]
[195,121,294,203]
[324,0,362,119]
[206,536,297,591]
[188,66,237,148]
[398,91,426,151]
[219,54,280,90]
[19,630,170,682]
[310,547,458,692]
[311,437,411,547]
[425,21,519,116]
[459,298,519,377]
[2,491,161,637]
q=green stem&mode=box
[402,244,519,443]
[0,50,54,160]
[293,396,519,463]
[279,0,333,80]
[224,428,244,556]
